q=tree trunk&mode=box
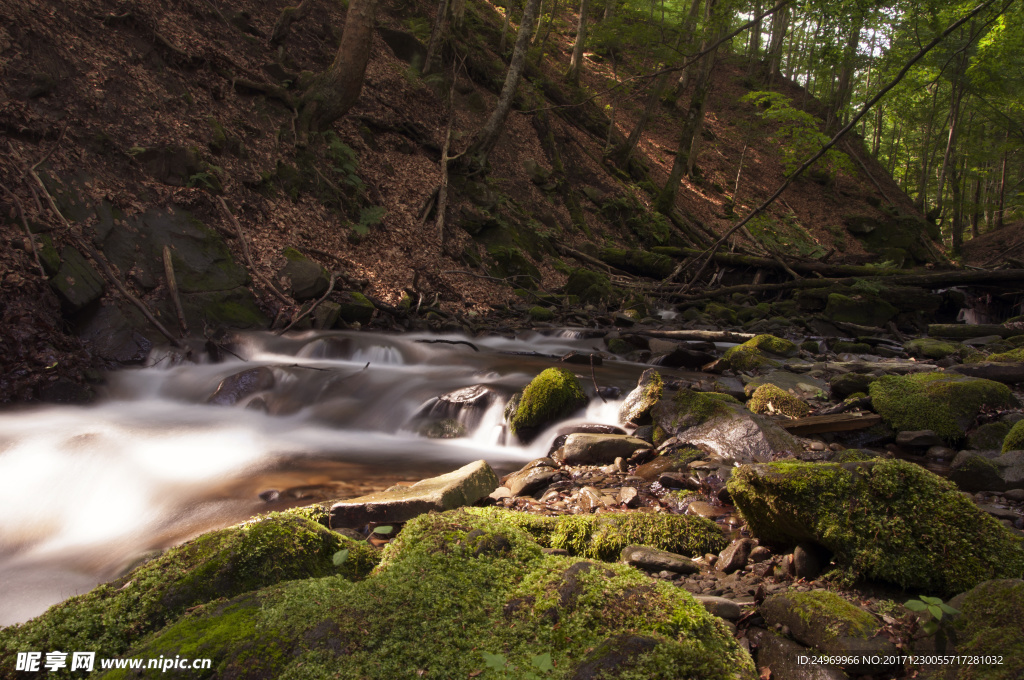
[604,0,615,20]
[996,131,1008,229]
[461,0,542,172]
[422,0,450,75]
[971,170,982,238]
[298,0,377,134]
[566,0,591,84]
[656,0,721,214]
[934,84,965,220]
[827,11,864,133]
[765,5,788,85]
[673,0,706,97]
[747,0,762,65]
[451,0,466,29]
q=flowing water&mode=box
[0,329,700,626]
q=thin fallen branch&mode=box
[590,354,606,403]
[277,272,335,334]
[162,245,190,337]
[0,181,46,276]
[216,196,292,304]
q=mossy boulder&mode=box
[487,245,541,288]
[967,422,1011,451]
[933,579,1024,680]
[747,384,810,418]
[277,247,329,300]
[727,459,1024,595]
[948,450,1024,493]
[829,372,879,399]
[598,247,674,279]
[0,512,378,669]
[905,338,961,360]
[704,302,738,326]
[833,341,873,354]
[824,293,898,327]
[652,389,734,433]
[721,335,798,372]
[869,373,1018,443]
[528,305,555,321]
[985,347,1024,363]
[619,368,663,424]
[336,291,375,325]
[1004,420,1024,452]
[565,268,616,305]
[506,368,587,441]
[103,509,752,680]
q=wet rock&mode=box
[747,627,849,680]
[896,430,944,447]
[618,369,663,424]
[50,245,105,312]
[576,486,605,513]
[792,543,822,580]
[720,335,798,372]
[554,433,650,466]
[336,291,375,325]
[560,350,601,365]
[207,367,275,405]
[744,370,828,401]
[948,450,1024,493]
[694,595,742,620]
[329,460,499,528]
[728,459,1024,595]
[658,472,698,489]
[829,372,879,399]
[689,501,731,520]
[618,487,639,507]
[749,546,771,563]
[620,545,700,574]
[658,397,801,464]
[747,383,810,418]
[277,247,329,301]
[967,421,1010,451]
[651,346,717,369]
[717,538,753,574]
[634,448,704,482]
[761,591,897,674]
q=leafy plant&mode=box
[905,595,960,635]
[323,132,364,190]
[742,91,854,180]
[480,651,553,678]
[332,548,349,566]
[352,206,386,235]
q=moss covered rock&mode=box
[905,338,961,360]
[936,579,1024,680]
[528,305,555,321]
[598,248,674,279]
[619,369,663,424]
[565,268,616,305]
[1004,420,1024,452]
[985,347,1024,363]
[277,247,330,300]
[830,372,879,399]
[722,335,798,372]
[506,368,587,441]
[0,512,378,669]
[336,291,375,325]
[968,422,1011,451]
[824,293,898,327]
[869,373,1018,443]
[747,384,810,418]
[102,509,752,680]
[727,460,1024,595]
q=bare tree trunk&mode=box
[566,0,591,84]
[935,84,965,220]
[971,170,982,238]
[872,105,883,156]
[656,0,721,214]
[914,85,940,212]
[673,0,705,96]
[462,0,542,172]
[451,0,466,29]
[604,0,615,20]
[827,11,864,133]
[499,0,515,53]
[996,130,1008,229]
[422,0,450,75]
[765,5,788,85]
[298,0,377,134]
[747,0,762,66]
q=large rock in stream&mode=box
[79,508,754,680]
[653,389,801,464]
[727,459,1024,596]
[505,368,587,442]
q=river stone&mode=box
[717,538,753,574]
[896,430,944,447]
[507,368,587,442]
[688,501,730,519]
[577,486,605,513]
[673,404,802,464]
[312,300,341,329]
[329,460,499,528]
[618,369,663,424]
[744,371,828,400]
[761,591,897,674]
[554,433,650,466]
[206,367,275,405]
[948,450,1024,493]
[792,543,821,580]
[694,596,742,620]
[967,421,1010,451]
[277,247,329,300]
[50,245,105,312]
[747,627,849,680]
[618,486,639,507]
[651,346,717,369]
[634,448,704,482]
[337,291,375,325]
[620,545,700,574]
[829,372,879,399]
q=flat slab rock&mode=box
[620,545,700,575]
[554,433,649,466]
[330,460,498,529]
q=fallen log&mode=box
[778,412,882,435]
[636,329,756,343]
[947,362,1024,384]
[783,360,940,375]
[927,324,1021,339]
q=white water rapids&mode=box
[0,329,692,626]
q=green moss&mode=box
[747,384,810,418]
[722,335,795,372]
[904,338,959,360]
[967,422,1011,451]
[869,373,1018,442]
[824,293,898,327]
[801,340,819,353]
[829,448,882,463]
[653,389,732,432]
[727,460,1024,595]
[106,508,752,680]
[1003,420,1024,452]
[985,347,1024,363]
[598,248,674,279]
[528,305,555,321]
[0,514,377,669]
[784,590,878,641]
[565,268,616,305]
[948,579,1024,680]
[833,341,873,354]
[704,303,738,325]
[507,368,586,438]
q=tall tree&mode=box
[566,0,592,84]
[461,0,543,171]
[298,0,377,133]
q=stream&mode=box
[0,329,706,626]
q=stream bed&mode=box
[0,328,705,626]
